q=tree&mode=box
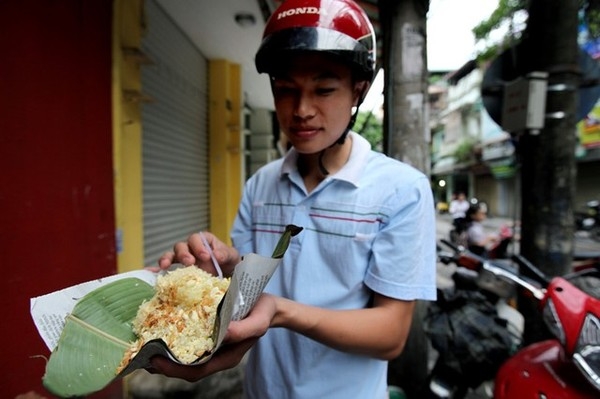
[472,0,529,64]
[355,110,384,151]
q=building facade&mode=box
[431,58,600,219]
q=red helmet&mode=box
[255,0,376,81]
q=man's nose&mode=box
[294,93,316,119]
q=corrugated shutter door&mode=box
[141,0,209,266]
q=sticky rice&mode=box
[117,267,230,372]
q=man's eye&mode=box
[316,88,335,95]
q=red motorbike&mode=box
[430,240,600,398]
[493,253,600,398]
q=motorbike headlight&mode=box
[573,314,600,391]
[542,298,565,345]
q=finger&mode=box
[150,338,257,382]
[200,337,257,373]
[221,337,258,361]
[224,296,274,342]
[188,233,231,275]
[187,233,211,263]
[185,234,222,275]
[150,356,213,382]
[157,250,176,269]
[173,241,197,266]
[197,232,231,265]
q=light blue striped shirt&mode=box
[231,132,437,399]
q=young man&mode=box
[152,0,437,397]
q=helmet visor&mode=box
[255,26,374,80]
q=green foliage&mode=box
[472,0,529,40]
[583,0,600,38]
[355,111,384,151]
[471,0,529,64]
[472,0,600,63]
[453,137,477,163]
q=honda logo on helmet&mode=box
[277,7,320,19]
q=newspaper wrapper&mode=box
[30,253,281,395]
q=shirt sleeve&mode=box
[364,174,437,301]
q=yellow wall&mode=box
[209,60,243,243]
[112,0,145,272]
[112,6,243,264]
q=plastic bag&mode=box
[424,287,515,386]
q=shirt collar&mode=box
[280,132,371,187]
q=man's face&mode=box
[271,53,364,154]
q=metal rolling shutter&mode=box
[141,0,209,266]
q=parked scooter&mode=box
[425,240,524,398]
[429,241,600,398]
[575,199,600,242]
[494,253,600,398]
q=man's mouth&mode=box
[290,126,320,137]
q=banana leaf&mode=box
[40,224,303,398]
[43,278,155,397]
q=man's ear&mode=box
[353,81,370,106]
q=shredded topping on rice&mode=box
[117,267,230,373]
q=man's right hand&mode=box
[148,292,277,381]
[158,232,241,277]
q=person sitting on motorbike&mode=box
[465,203,508,258]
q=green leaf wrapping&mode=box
[41,224,303,397]
[43,278,155,398]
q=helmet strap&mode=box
[335,83,368,145]
[318,83,368,176]
[318,98,365,175]
[317,150,330,176]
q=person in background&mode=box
[449,191,470,233]
[465,203,501,257]
[150,1,437,398]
